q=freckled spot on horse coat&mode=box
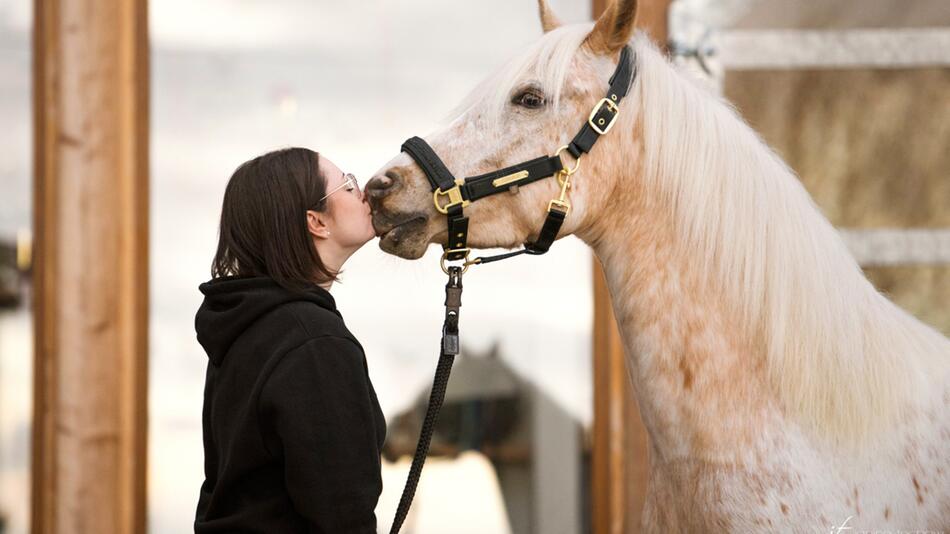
[780,503,788,515]
[912,475,924,504]
[681,361,694,389]
[883,506,890,520]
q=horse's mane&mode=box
[462,24,949,444]
[639,34,949,444]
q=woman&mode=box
[193,147,385,533]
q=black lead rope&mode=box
[388,267,462,534]
[388,45,635,533]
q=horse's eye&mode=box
[513,89,546,109]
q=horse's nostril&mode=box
[365,172,399,199]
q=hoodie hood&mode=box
[195,276,338,366]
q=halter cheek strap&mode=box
[568,45,635,157]
[400,45,635,271]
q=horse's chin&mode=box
[378,236,429,260]
[376,216,431,259]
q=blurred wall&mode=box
[726,68,949,333]
[723,0,950,334]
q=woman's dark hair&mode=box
[211,147,338,290]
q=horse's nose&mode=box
[365,172,399,200]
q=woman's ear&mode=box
[307,210,331,239]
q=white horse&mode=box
[365,0,950,531]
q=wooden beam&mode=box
[592,262,637,534]
[635,0,672,45]
[591,1,670,534]
[32,1,149,533]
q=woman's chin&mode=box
[363,223,378,245]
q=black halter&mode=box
[401,45,636,273]
[388,45,636,534]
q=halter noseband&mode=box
[401,45,636,274]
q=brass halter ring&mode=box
[554,145,581,176]
[440,248,480,275]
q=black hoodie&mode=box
[193,276,386,534]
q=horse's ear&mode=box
[585,0,638,55]
[537,0,562,33]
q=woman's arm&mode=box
[259,335,383,533]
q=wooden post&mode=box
[32,0,149,533]
[592,263,639,534]
[591,1,670,533]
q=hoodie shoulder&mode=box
[268,300,353,341]
[195,276,353,366]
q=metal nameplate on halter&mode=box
[433,178,470,214]
[491,170,529,188]
[588,97,620,135]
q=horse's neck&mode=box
[581,199,780,463]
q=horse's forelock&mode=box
[443,24,595,128]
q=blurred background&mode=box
[0,1,947,533]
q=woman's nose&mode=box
[364,172,399,200]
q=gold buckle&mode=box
[588,97,620,135]
[433,178,469,214]
[440,248,477,275]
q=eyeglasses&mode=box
[319,172,361,202]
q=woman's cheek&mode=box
[357,203,374,240]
